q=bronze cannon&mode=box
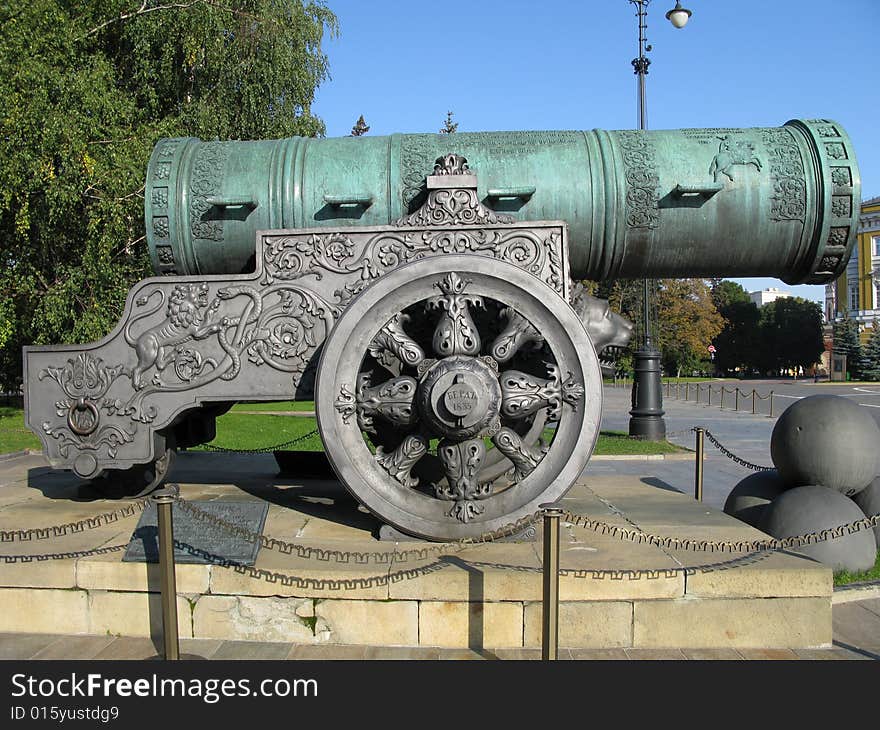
[24,120,860,539]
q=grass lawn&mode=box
[230,400,315,412]
[0,406,41,453]
[834,550,880,586]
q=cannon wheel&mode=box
[315,255,602,541]
[88,446,175,500]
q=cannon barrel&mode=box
[146,119,859,285]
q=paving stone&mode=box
[683,551,831,599]
[832,601,880,649]
[364,646,443,660]
[0,632,65,659]
[436,648,490,660]
[31,634,116,660]
[522,601,632,648]
[178,638,223,659]
[737,648,800,660]
[681,648,744,660]
[419,600,523,649]
[0,588,89,634]
[212,640,293,660]
[568,648,629,660]
[192,595,315,643]
[93,637,163,660]
[287,644,368,660]
[624,648,687,660]
[314,599,418,646]
[88,590,193,639]
[633,597,831,648]
[792,648,855,660]
[493,648,543,660]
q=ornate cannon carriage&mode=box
[23,120,860,540]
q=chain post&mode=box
[735,388,739,412]
[752,390,756,414]
[685,381,689,401]
[769,391,774,418]
[152,485,180,661]
[540,503,562,661]
[694,428,704,501]
[707,385,711,406]
[719,387,724,410]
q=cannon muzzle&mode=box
[146,119,859,285]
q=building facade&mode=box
[829,195,880,336]
[749,287,792,307]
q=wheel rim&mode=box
[316,255,602,540]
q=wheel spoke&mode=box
[490,307,544,363]
[368,313,425,369]
[355,373,418,433]
[375,434,428,488]
[437,438,488,522]
[500,363,586,421]
[491,427,543,483]
[427,272,483,356]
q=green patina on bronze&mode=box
[145,119,860,285]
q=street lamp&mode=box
[627,0,692,441]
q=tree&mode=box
[654,279,724,377]
[862,320,880,381]
[833,315,867,380]
[350,115,370,136]
[769,297,825,373]
[710,280,759,375]
[0,1,338,390]
[440,111,458,134]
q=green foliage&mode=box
[439,111,458,134]
[833,315,867,380]
[0,1,337,390]
[754,297,825,374]
[861,320,880,381]
[350,115,370,136]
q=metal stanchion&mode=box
[719,387,725,410]
[769,391,774,418]
[694,428,704,501]
[752,390,756,415]
[735,387,739,412]
[153,485,180,661]
[685,382,689,401]
[707,385,712,406]
[541,503,562,661]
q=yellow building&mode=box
[828,195,880,340]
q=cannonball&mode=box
[759,485,877,573]
[853,476,880,545]
[723,470,788,528]
[770,395,880,496]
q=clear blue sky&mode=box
[310,0,878,304]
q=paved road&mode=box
[594,379,880,510]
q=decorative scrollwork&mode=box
[616,131,659,229]
[490,307,544,363]
[760,128,806,222]
[369,313,425,369]
[500,364,585,421]
[427,272,483,356]
[335,384,357,425]
[356,376,418,433]
[375,434,428,489]
[492,427,544,483]
[437,439,489,523]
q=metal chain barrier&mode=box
[176,496,542,564]
[703,429,773,471]
[561,508,880,554]
[197,428,320,454]
[0,543,128,564]
[0,499,150,542]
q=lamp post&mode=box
[627,0,692,441]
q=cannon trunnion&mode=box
[23,120,861,540]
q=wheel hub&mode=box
[418,355,501,440]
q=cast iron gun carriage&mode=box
[24,120,860,540]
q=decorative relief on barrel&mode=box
[615,131,660,229]
[760,128,806,223]
[189,142,231,242]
